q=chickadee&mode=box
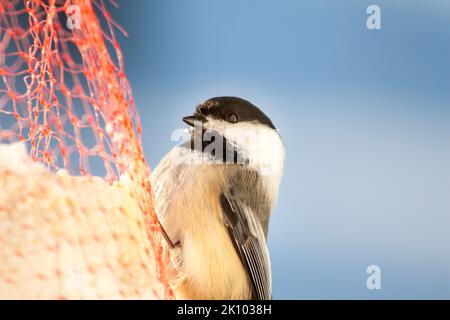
[151,97,284,300]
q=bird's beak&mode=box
[182,114,205,127]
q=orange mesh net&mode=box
[0,0,174,299]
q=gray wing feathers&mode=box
[220,193,272,300]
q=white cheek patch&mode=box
[204,119,285,177]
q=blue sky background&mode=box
[111,0,450,299]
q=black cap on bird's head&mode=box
[183,97,276,130]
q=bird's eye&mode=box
[228,113,238,123]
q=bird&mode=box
[150,96,285,300]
